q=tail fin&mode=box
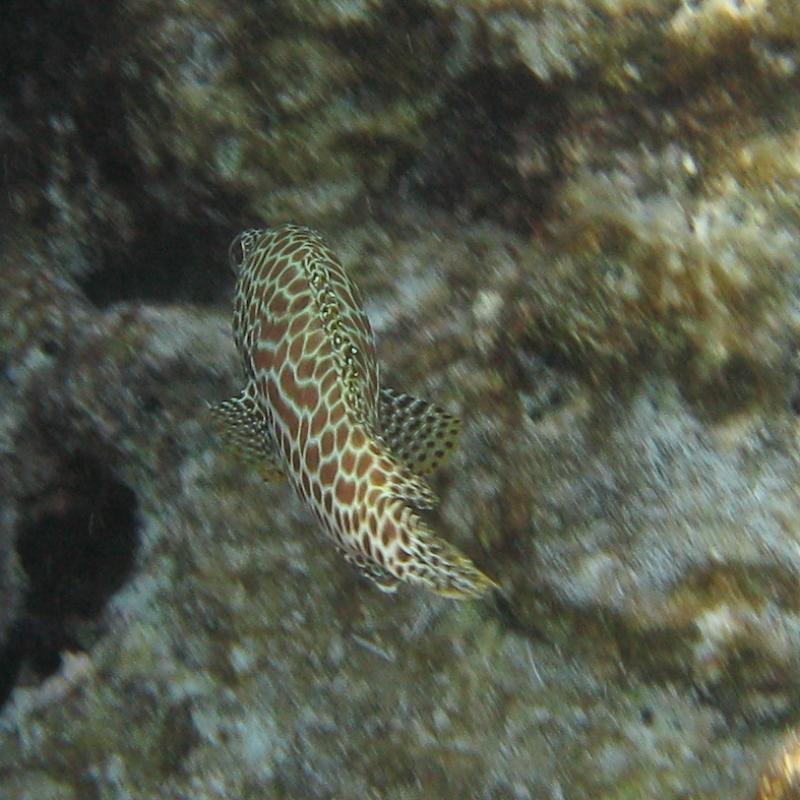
[404,522,498,600]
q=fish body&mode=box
[212,223,496,599]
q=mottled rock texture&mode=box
[1,0,800,798]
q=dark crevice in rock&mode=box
[399,65,568,232]
[0,626,24,711]
[329,0,453,99]
[18,453,139,621]
[0,452,139,708]
[0,2,244,307]
[789,371,800,415]
[0,2,122,223]
[77,211,237,308]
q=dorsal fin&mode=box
[209,383,285,482]
[378,387,462,476]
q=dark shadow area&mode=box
[0,452,139,709]
[791,371,800,416]
[0,1,120,226]
[78,211,236,308]
[0,1,243,308]
[399,65,568,232]
[0,628,24,711]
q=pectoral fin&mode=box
[342,550,401,593]
[209,383,285,482]
[378,387,462,477]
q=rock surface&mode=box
[2,0,800,798]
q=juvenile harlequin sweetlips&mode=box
[212,224,496,599]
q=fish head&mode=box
[228,228,265,273]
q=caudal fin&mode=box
[404,524,498,600]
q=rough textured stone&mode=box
[1,0,800,798]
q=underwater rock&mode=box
[756,728,800,800]
[0,235,230,706]
[0,213,796,798]
[3,0,795,295]
[1,0,799,797]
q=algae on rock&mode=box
[1,0,800,797]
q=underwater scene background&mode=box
[1,1,800,798]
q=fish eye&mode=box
[228,234,246,272]
[229,230,256,273]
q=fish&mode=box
[211,223,497,599]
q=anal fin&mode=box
[342,550,400,593]
[209,383,285,482]
[378,387,462,477]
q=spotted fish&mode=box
[211,224,497,599]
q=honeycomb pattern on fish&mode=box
[212,223,496,599]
